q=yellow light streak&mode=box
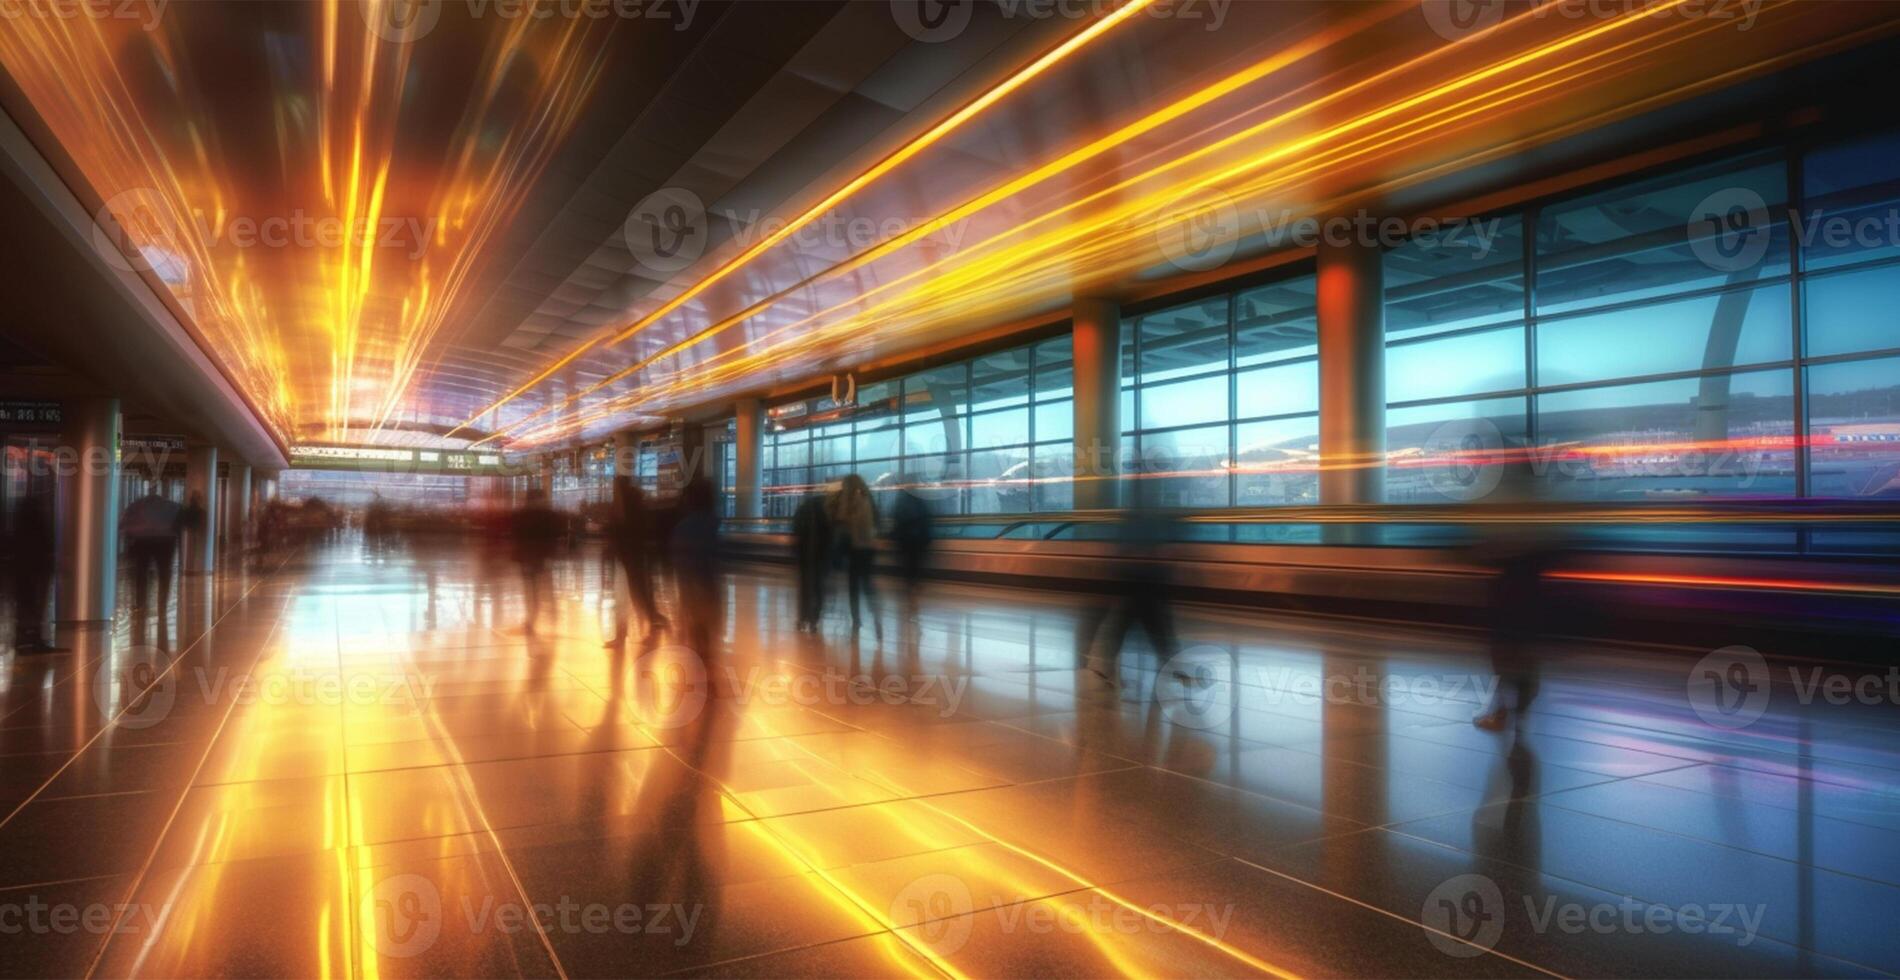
[451,0,1162,437]
[498,0,1896,448]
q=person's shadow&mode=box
[1472,734,1542,867]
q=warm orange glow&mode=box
[490,0,1896,449]
[452,0,1162,438]
[0,1,617,444]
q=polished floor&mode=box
[3,536,1899,978]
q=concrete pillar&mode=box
[224,462,251,551]
[55,397,121,622]
[734,399,764,519]
[537,459,555,498]
[184,445,218,574]
[1072,297,1123,510]
[1317,237,1385,506]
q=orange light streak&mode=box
[451,0,1162,437]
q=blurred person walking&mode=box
[605,476,668,646]
[670,475,722,658]
[512,489,564,637]
[1078,498,1179,686]
[827,474,880,637]
[8,486,61,653]
[791,490,831,632]
[889,483,933,611]
[121,485,183,618]
[1471,463,1563,732]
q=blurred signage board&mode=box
[290,444,517,474]
[0,400,62,427]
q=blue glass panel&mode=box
[1537,154,1790,314]
[1234,415,1319,506]
[1805,262,1900,358]
[1139,373,1228,429]
[1388,326,1525,403]
[1806,355,1900,498]
[1537,285,1791,387]
[1535,369,1795,499]
[1386,215,1525,339]
[1801,128,1900,270]
[1236,358,1318,420]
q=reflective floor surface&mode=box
[3,537,1899,978]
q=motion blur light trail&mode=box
[0,0,617,444]
[488,0,1897,451]
[449,0,1162,440]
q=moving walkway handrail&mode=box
[723,500,1900,533]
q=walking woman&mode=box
[605,476,667,646]
[826,474,880,637]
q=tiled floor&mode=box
[3,536,1898,977]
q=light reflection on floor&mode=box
[3,536,1899,977]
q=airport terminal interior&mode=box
[3,0,1900,976]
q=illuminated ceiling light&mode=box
[451,0,1161,437]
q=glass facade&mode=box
[760,337,1075,516]
[1123,276,1322,507]
[736,128,1900,513]
[1387,130,1900,501]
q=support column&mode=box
[55,397,121,623]
[537,459,555,498]
[734,399,764,519]
[1071,297,1123,511]
[1317,237,1385,506]
[225,462,251,552]
[184,445,218,574]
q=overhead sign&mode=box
[290,444,516,475]
[0,400,62,427]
